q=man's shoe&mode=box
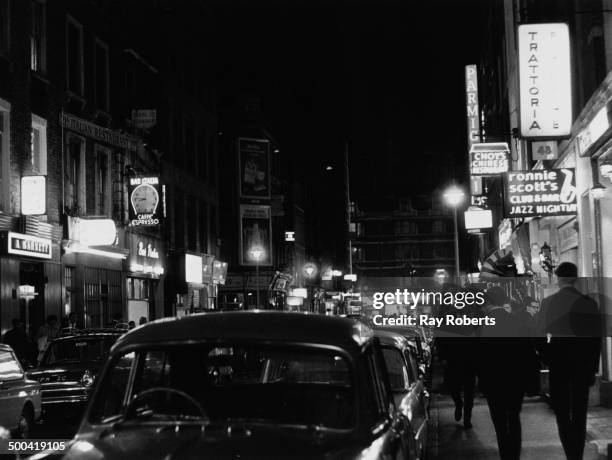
[454,405,462,422]
[464,420,472,429]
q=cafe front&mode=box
[125,231,165,323]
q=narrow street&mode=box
[428,394,604,459]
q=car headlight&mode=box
[81,370,95,387]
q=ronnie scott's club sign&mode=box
[504,168,577,218]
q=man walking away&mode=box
[539,262,600,460]
[478,286,533,460]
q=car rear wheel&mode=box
[12,407,33,439]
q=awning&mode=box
[480,248,516,278]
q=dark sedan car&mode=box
[375,330,429,460]
[26,329,126,419]
[32,312,414,460]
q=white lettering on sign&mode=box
[518,24,572,138]
[7,232,52,259]
[505,168,577,218]
[137,241,159,259]
[465,65,481,147]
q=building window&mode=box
[31,0,46,72]
[94,39,109,111]
[66,16,84,95]
[199,200,208,253]
[0,98,10,212]
[95,146,111,216]
[174,195,184,250]
[65,134,84,212]
[187,196,197,251]
[31,114,47,174]
[0,0,8,54]
[64,265,75,316]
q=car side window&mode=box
[0,350,23,382]
[363,345,391,427]
[404,349,420,384]
[381,347,410,391]
[89,352,136,423]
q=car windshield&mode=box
[91,343,355,430]
[43,337,116,365]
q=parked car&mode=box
[0,344,42,438]
[32,312,416,459]
[374,329,430,460]
[26,329,126,419]
[375,325,432,380]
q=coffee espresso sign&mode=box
[504,168,577,218]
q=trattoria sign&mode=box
[5,232,52,259]
[518,23,572,138]
[504,168,577,218]
[129,176,166,227]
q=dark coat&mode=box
[538,286,601,378]
[477,306,534,395]
[3,327,30,362]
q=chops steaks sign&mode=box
[504,168,577,218]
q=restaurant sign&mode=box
[129,176,166,227]
[518,23,572,138]
[61,113,138,150]
[504,168,577,218]
[5,232,52,259]
[469,143,510,176]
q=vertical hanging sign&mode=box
[518,23,572,138]
[465,65,481,148]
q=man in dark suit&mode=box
[539,262,601,460]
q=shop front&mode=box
[125,232,165,323]
[167,252,224,316]
[62,217,128,328]
[0,230,62,339]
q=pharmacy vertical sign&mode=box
[465,65,481,148]
[518,23,572,138]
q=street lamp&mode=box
[443,185,465,279]
[249,246,264,308]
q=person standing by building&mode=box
[538,262,600,460]
[478,286,533,460]
[2,319,31,365]
[35,315,60,363]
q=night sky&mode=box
[212,0,486,256]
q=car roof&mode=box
[0,343,14,352]
[112,311,374,354]
[374,329,417,351]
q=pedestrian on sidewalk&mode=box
[35,315,60,364]
[478,286,533,460]
[538,262,601,460]
[436,286,481,429]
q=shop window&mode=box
[94,38,109,112]
[31,0,46,72]
[64,266,75,316]
[0,99,9,212]
[66,16,84,96]
[31,114,47,174]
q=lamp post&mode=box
[443,185,465,280]
[303,262,317,312]
[250,247,264,308]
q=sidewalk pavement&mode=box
[428,393,609,459]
